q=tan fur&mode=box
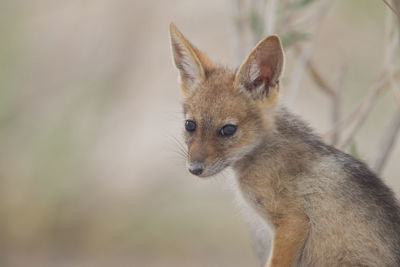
[169,23,215,95]
[267,214,308,267]
[169,23,400,267]
[235,135,312,267]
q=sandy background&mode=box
[0,0,399,266]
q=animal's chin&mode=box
[196,171,220,178]
[196,164,230,178]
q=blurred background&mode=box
[0,0,399,266]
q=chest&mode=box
[237,172,292,226]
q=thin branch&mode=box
[383,0,400,53]
[284,0,332,106]
[337,72,393,149]
[371,109,400,174]
[371,1,400,174]
[286,42,314,107]
[337,0,400,151]
[284,7,330,106]
[393,80,400,108]
[331,66,346,146]
[324,70,400,141]
[383,0,400,18]
[392,0,400,45]
[306,60,336,97]
[331,92,341,145]
[304,58,346,145]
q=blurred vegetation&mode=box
[0,0,399,266]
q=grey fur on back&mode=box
[249,107,400,266]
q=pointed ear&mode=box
[169,23,215,95]
[234,35,284,100]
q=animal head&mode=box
[169,23,284,177]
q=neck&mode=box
[232,106,322,176]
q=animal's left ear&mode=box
[234,35,284,100]
[169,23,215,95]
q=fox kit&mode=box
[169,23,400,267]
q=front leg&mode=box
[265,214,309,267]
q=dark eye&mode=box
[185,120,196,132]
[219,124,237,137]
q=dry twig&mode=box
[286,42,314,106]
[229,0,400,174]
[383,0,400,18]
[372,110,400,174]
[337,72,396,149]
[302,56,346,145]
[370,0,400,174]
[324,71,400,142]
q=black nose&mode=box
[189,164,203,175]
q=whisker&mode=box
[165,135,188,167]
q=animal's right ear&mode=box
[169,23,214,95]
[234,35,284,101]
